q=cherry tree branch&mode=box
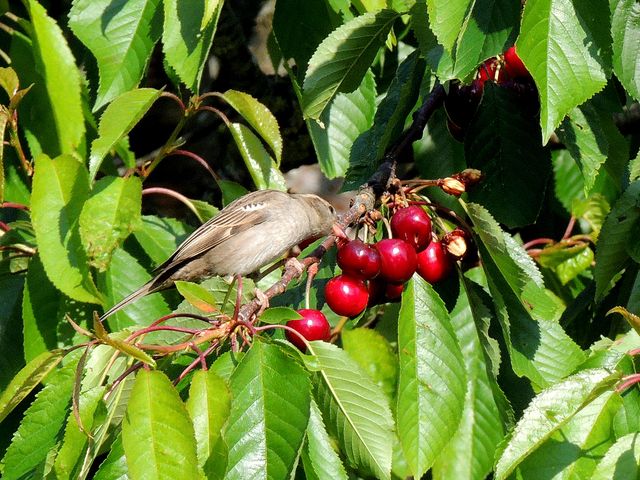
[236,84,446,323]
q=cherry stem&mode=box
[330,316,350,342]
[256,323,310,349]
[563,216,576,239]
[616,373,640,393]
[106,362,143,399]
[167,149,221,182]
[197,105,231,127]
[160,91,186,111]
[1,202,29,211]
[142,187,202,219]
[173,341,218,386]
[126,325,201,342]
[522,238,555,250]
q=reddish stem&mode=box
[616,373,640,393]
[1,202,29,211]
[0,221,10,232]
[168,149,221,182]
[160,91,186,111]
[563,216,576,239]
[522,238,555,250]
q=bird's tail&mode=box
[99,281,159,321]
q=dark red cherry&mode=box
[416,240,453,284]
[390,206,432,253]
[286,309,332,351]
[337,239,381,280]
[375,239,418,284]
[324,275,369,317]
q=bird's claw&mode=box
[255,288,269,316]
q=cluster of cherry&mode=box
[285,204,467,351]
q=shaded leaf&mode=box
[595,181,640,299]
[517,0,612,142]
[25,0,85,155]
[465,83,550,228]
[344,51,425,190]
[31,153,102,304]
[80,176,142,271]
[494,368,620,479]
[592,432,640,480]
[0,349,64,423]
[611,0,640,100]
[163,0,223,92]
[1,358,76,479]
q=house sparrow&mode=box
[100,189,338,320]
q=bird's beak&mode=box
[332,224,348,239]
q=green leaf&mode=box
[516,388,621,480]
[426,0,473,53]
[186,369,231,479]
[494,368,619,480]
[100,247,171,330]
[162,0,223,92]
[396,276,466,478]
[302,9,399,120]
[54,385,106,479]
[217,180,249,206]
[1,358,76,479]
[629,150,640,181]
[22,253,74,363]
[80,176,142,271]
[68,0,162,111]
[175,280,218,313]
[538,242,595,284]
[595,181,640,299]
[133,215,193,266]
[89,88,161,179]
[0,349,64,423]
[307,70,376,179]
[592,432,640,480]
[557,103,614,196]
[93,316,156,367]
[93,434,128,480]
[465,83,551,228]
[465,202,586,387]
[224,340,310,480]
[228,123,287,191]
[341,328,397,401]
[553,149,586,213]
[122,369,200,479]
[611,0,640,100]
[344,51,425,190]
[273,0,342,80]
[221,90,283,164]
[0,108,7,202]
[24,0,85,155]
[258,306,302,324]
[517,0,612,142]
[31,154,102,304]
[0,66,19,97]
[432,278,511,480]
[572,194,610,239]
[309,341,394,479]
[302,399,349,480]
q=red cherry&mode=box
[285,309,331,350]
[416,241,453,284]
[375,239,418,283]
[503,46,529,79]
[337,239,381,280]
[385,282,404,300]
[324,275,369,317]
[390,206,432,252]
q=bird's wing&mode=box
[152,194,276,272]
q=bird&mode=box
[100,189,339,320]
